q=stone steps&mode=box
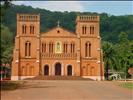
[25,76,94,81]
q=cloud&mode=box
[12,1,84,12]
[12,1,132,15]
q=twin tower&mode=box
[11,14,104,80]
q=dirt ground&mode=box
[1,80,132,100]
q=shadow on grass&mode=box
[19,85,56,89]
[1,81,24,91]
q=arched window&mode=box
[85,42,91,57]
[70,42,75,53]
[42,43,46,53]
[42,43,44,53]
[25,41,31,57]
[82,26,87,34]
[90,26,94,34]
[49,42,53,53]
[22,24,27,34]
[63,42,68,53]
[49,43,51,53]
[89,43,91,57]
[44,43,46,53]
[51,42,54,53]
[30,25,35,34]
[25,42,28,56]
[85,43,87,57]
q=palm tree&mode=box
[102,41,116,80]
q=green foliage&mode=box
[1,4,133,43]
[115,32,132,77]
[120,82,133,89]
[102,41,116,80]
[1,24,13,64]
[102,32,133,79]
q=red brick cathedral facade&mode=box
[11,14,104,80]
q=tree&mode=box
[116,32,132,78]
[1,24,13,65]
[1,4,133,43]
[102,41,116,80]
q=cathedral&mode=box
[11,14,104,80]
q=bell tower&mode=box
[76,15,104,80]
[76,15,100,38]
[17,14,40,36]
[11,14,40,80]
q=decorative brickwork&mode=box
[11,14,104,80]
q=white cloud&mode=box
[11,1,132,15]
[12,1,84,12]
[12,1,26,5]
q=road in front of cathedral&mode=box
[1,80,132,100]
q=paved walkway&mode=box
[1,80,132,100]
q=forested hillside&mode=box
[1,4,133,42]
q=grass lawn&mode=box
[1,81,24,91]
[120,82,133,89]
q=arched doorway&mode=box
[44,65,49,75]
[67,65,72,76]
[55,63,61,75]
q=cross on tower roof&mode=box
[57,20,60,27]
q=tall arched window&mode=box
[42,43,46,53]
[89,43,91,57]
[49,42,53,53]
[84,26,87,34]
[30,25,35,34]
[25,42,28,56]
[25,41,31,57]
[49,43,51,53]
[44,43,46,53]
[82,26,87,34]
[90,26,94,34]
[70,42,75,53]
[51,42,53,53]
[85,42,91,57]
[22,24,27,34]
[63,43,68,53]
[42,43,44,53]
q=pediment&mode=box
[41,27,77,37]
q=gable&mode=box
[41,27,77,37]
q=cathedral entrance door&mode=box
[67,65,72,76]
[55,63,61,75]
[44,65,49,75]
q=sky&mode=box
[12,1,133,16]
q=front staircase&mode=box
[25,76,94,81]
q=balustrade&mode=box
[41,53,77,59]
